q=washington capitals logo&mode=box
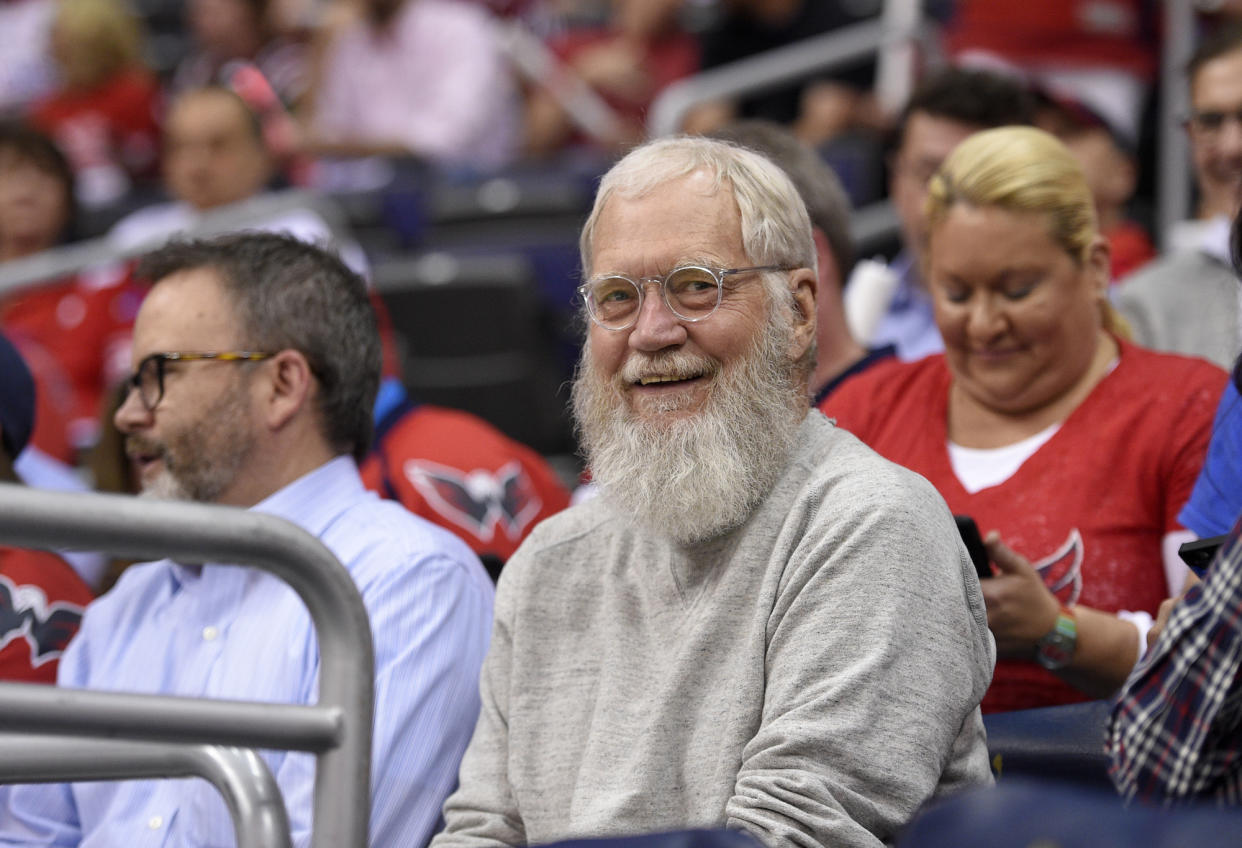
[0,575,85,667]
[405,460,543,542]
[1033,529,1084,606]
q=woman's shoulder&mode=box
[820,354,949,432]
[1116,338,1229,393]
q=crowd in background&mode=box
[2,0,1242,841]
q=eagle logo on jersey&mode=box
[1032,528,1084,606]
[404,459,543,543]
[0,575,85,667]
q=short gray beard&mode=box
[572,305,807,546]
[135,380,256,504]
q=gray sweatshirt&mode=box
[434,412,995,848]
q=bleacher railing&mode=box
[0,189,353,298]
[0,736,291,848]
[0,483,375,848]
[646,15,930,140]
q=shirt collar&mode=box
[251,455,368,539]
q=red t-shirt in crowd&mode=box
[29,67,161,189]
[821,339,1226,712]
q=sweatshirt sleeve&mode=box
[725,459,995,847]
[432,560,527,848]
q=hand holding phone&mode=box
[954,515,992,580]
[1178,534,1227,577]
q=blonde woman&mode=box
[29,0,159,206]
[823,126,1227,712]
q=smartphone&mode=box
[1178,534,1228,577]
[955,515,992,580]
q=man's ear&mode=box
[261,349,314,432]
[811,227,842,295]
[788,266,818,362]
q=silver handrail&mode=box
[647,16,928,139]
[1157,0,1196,250]
[0,189,353,298]
[0,483,374,848]
[0,735,291,848]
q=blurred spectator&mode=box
[0,0,57,115]
[169,0,309,110]
[945,0,1156,146]
[868,66,1034,361]
[522,0,698,156]
[1037,92,1155,282]
[108,85,367,274]
[824,127,1227,713]
[0,330,92,683]
[106,86,567,571]
[27,0,160,208]
[1109,341,1242,802]
[1181,359,1242,542]
[681,0,880,150]
[709,119,892,402]
[305,0,520,171]
[0,121,137,457]
[1115,24,1242,370]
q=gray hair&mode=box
[137,231,381,462]
[579,135,817,297]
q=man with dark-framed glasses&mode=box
[0,231,494,846]
[432,136,993,848]
[1115,23,1242,370]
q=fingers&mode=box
[1148,597,1178,652]
[983,531,1033,576]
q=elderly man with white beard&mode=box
[431,136,995,848]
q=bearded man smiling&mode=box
[433,136,995,848]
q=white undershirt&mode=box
[948,423,1061,494]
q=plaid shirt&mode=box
[1107,514,1242,803]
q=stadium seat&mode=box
[897,778,1242,848]
[983,699,1112,788]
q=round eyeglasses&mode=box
[123,351,274,412]
[577,264,789,331]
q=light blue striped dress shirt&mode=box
[0,456,495,847]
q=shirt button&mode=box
[148,815,163,829]
[202,626,219,642]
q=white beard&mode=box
[572,306,806,545]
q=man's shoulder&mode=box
[328,494,491,589]
[792,411,945,509]
[1116,249,1229,298]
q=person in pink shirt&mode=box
[306,0,519,171]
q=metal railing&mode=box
[647,15,930,139]
[0,189,354,299]
[1157,0,1197,248]
[0,736,291,848]
[0,483,375,848]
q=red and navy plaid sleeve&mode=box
[1107,515,1242,803]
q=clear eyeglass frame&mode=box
[577,264,789,331]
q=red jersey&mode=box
[946,0,1156,78]
[361,401,570,573]
[29,67,161,185]
[0,546,92,683]
[1106,220,1156,283]
[1,273,142,455]
[822,340,1226,712]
